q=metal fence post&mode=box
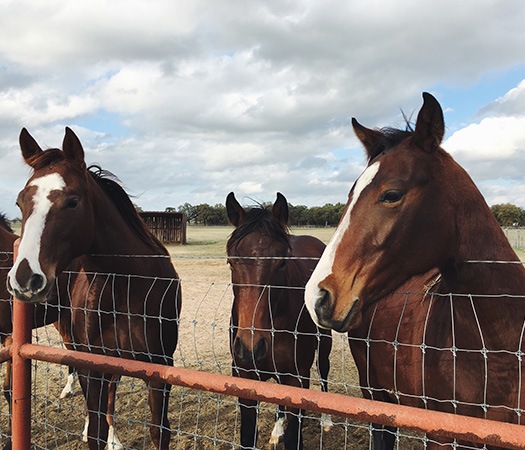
[11,239,32,450]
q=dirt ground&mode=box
[0,227,425,449]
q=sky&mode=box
[1,0,525,219]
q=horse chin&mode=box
[12,281,54,304]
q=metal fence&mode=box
[2,254,525,449]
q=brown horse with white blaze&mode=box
[305,93,525,449]
[226,192,332,450]
[7,128,182,450]
[0,215,83,449]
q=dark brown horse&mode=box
[0,217,121,449]
[305,93,525,449]
[7,128,182,450]
[226,192,332,450]
[0,215,75,449]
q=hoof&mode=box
[269,416,285,445]
[107,425,124,449]
[59,388,74,399]
[268,434,280,445]
[321,413,333,432]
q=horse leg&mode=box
[239,397,258,449]
[372,424,396,450]
[2,335,12,450]
[59,366,77,399]
[77,369,110,450]
[106,374,123,449]
[281,375,307,450]
[282,406,304,450]
[371,391,396,450]
[146,380,171,449]
[317,331,333,432]
[269,405,285,445]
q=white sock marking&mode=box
[269,416,285,444]
[59,371,77,399]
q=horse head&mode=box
[226,192,291,369]
[305,92,466,332]
[7,128,95,302]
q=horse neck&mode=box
[439,161,525,297]
[432,173,525,348]
[83,185,161,273]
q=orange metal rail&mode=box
[10,341,525,450]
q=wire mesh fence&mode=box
[1,252,524,449]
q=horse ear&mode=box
[272,192,289,227]
[62,127,86,168]
[413,92,445,152]
[226,192,244,227]
[19,128,43,166]
[352,118,386,161]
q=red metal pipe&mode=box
[11,239,32,450]
[20,343,525,449]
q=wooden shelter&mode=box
[139,211,187,244]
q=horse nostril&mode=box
[253,338,268,362]
[318,289,330,307]
[28,273,45,293]
[233,337,245,361]
[315,288,333,319]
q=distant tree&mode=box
[491,203,525,227]
[288,204,309,226]
[133,203,143,212]
[165,207,177,212]
[194,203,228,225]
[178,203,199,224]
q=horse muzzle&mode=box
[309,288,362,332]
[7,262,51,303]
[232,334,269,369]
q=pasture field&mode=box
[2,225,523,449]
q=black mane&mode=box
[227,207,290,254]
[88,166,168,256]
[0,212,12,233]
[368,124,414,162]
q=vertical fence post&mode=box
[11,239,32,450]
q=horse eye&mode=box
[277,260,287,271]
[380,190,404,204]
[64,197,79,209]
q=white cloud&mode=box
[1,0,525,217]
[445,116,525,161]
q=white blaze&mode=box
[8,173,65,293]
[305,162,380,323]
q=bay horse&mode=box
[226,192,332,450]
[305,92,525,449]
[0,214,78,449]
[7,128,182,450]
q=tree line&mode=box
[168,202,346,227]
[490,203,525,227]
[160,202,525,228]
